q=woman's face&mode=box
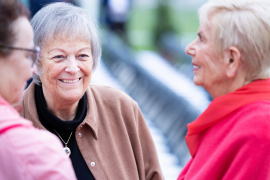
[39,36,92,103]
[0,17,35,104]
[185,25,227,93]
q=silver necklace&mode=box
[54,129,73,157]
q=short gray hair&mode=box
[31,2,101,85]
[199,0,270,80]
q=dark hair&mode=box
[0,0,30,57]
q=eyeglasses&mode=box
[0,45,40,66]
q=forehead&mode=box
[42,34,90,50]
[198,24,212,40]
[13,17,34,48]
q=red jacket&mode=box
[178,79,270,180]
[178,101,270,179]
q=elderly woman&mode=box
[177,0,270,179]
[0,0,76,179]
[20,2,163,180]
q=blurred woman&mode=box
[0,0,76,179]
[20,2,163,180]
[178,0,270,179]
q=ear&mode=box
[224,47,241,78]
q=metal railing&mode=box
[101,31,209,165]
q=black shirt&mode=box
[35,84,95,180]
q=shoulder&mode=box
[238,100,270,114]
[89,84,131,99]
[88,85,142,126]
[0,125,75,179]
[3,125,63,161]
[89,84,137,106]
[228,101,270,141]
[0,101,32,129]
[205,101,270,145]
[234,101,270,126]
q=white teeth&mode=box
[193,65,200,69]
[61,78,80,83]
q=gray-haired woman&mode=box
[178,0,270,179]
[19,2,164,180]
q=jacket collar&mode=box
[83,85,99,139]
[22,82,99,139]
[186,78,270,157]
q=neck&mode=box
[208,78,251,99]
[43,91,79,121]
[47,101,79,121]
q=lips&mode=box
[59,77,81,83]
[192,64,200,70]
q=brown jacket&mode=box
[20,82,164,180]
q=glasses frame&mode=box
[0,44,40,66]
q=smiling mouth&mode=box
[59,78,82,83]
[193,65,200,70]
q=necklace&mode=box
[54,129,73,157]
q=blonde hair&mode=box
[199,0,270,80]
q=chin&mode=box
[193,77,202,86]
[11,87,24,104]
[10,95,22,105]
[62,92,84,102]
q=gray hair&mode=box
[31,2,101,85]
[199,0,270,80]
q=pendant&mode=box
[63,146,71,157]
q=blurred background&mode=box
[20,0,210,179]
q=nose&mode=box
[185,40,196,57]
[65,57,80,74]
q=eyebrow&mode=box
[48,47,91,54]
[197,31,204,37]
[78,47,91,52]
[48,48,65,54]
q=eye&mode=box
[77,54,89,60]
[52,54,66,62]
[79,54,88,58]
[198,34,203,42]
[53,55,64,59]
[27,52,33,59]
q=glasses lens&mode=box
[32,46,40,66]
[31,53,36,66]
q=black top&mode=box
[35,84,95,180]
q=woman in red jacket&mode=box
[178,0,270,179]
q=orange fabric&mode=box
[185,78,270,157]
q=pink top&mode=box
[0,97,77,180]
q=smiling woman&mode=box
[40,36,92,120]
[19,2,164,180]
[186,25,228,98]
[178,0,270,179]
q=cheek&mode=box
[199,48,218,71]
[81,61,92,76]
[81,63,92,87]
[204,56,216,72]
[40,62,63,83]
[202,55,224,84]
